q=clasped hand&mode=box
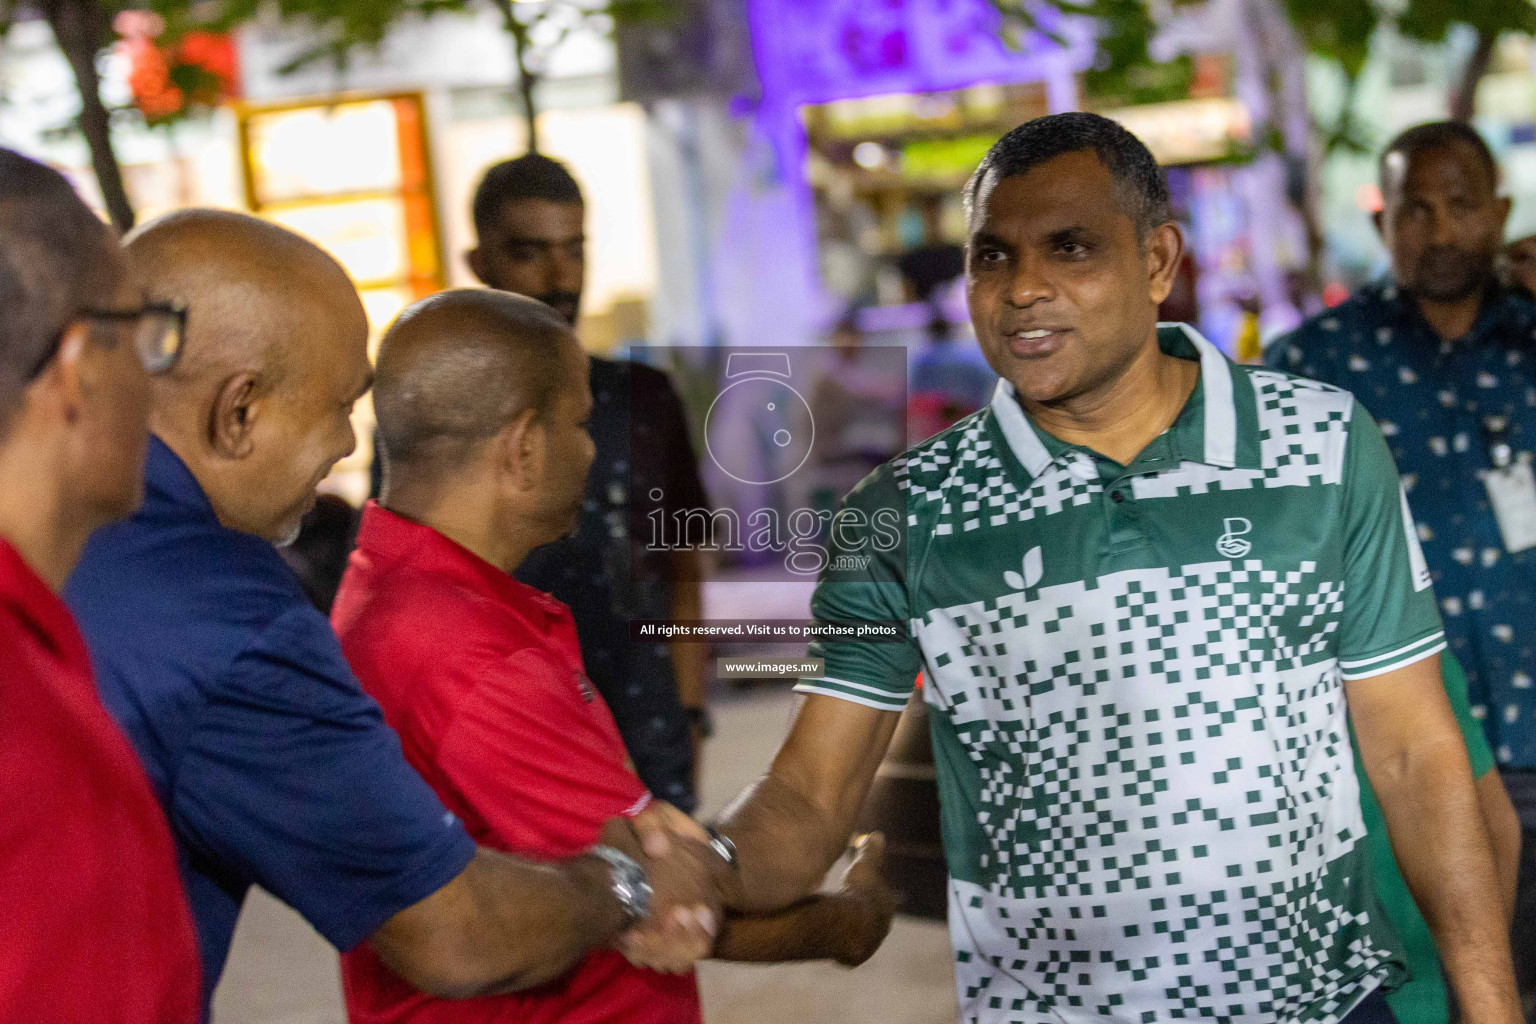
[611,803,894,973]
[610,801,722,973]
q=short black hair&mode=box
[0,149,113,431]
[374,289,571,480]
[965,112,1172,239]
[472,154,584,239]
[1380,121,1499,191]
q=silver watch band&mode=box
[589,844,652,923]
[705,826,739,871]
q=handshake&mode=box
[598,802,894,973]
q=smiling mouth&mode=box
[1004,327,1071,356]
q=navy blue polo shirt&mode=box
[1270,280,1536,765]
[66,437,476,1016]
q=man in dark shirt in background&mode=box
[468,154,710,813]
[895,194,964,304]
[1269,119,1535,1012]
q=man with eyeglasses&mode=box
[64,208,723,1021]
[0,148,199,1020]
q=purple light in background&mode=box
[746,0,1091,109]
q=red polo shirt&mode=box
[332,503,701,1024]
[0,538,200,1022]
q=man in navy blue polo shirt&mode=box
[65,210,723,1019]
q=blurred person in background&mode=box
[1503,233,1536,297]
[804,313,906,515]
[468,154,711,814]
[0,147,199,1023]
[279,491,361,614]
[1268,120,1531,1019]
[1500,203,1536,297]
[1233,287,1265,363]
[1498,199,1536,297]
[907,311,996,444]
[65,209,720,1020]
[337,288,895,1023]
[896,194,964,305]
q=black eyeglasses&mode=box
[25,301,187,382]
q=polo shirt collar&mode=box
[144,434,218,521]
[989,322,1239,477]
[354,502,565,622]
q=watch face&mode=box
[704,375,816,486]
[592,845,652,922]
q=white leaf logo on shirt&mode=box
[1004,547,1044,591]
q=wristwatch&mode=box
[588,844,653,924]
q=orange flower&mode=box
[177,32,239,99]
[118,24,239,123]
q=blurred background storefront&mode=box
[4,0,1536,492]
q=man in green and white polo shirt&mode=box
[699,113,1518,1024]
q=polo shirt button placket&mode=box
[1102,477,1153,572]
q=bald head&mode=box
[0,149,121,428]
[125,209,364,398]
[375,289,575,480]
[122,209,371,545]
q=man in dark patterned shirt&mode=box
[1268,120,1536,1005]
[468,155,709,813]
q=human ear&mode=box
[1145,222,1185,306]
[56,324,91,415]
[496,407,545,494]
[209,373,261,459]
[36,323,91,427]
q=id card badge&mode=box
[1484,461,1536,554]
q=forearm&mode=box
[714,894,878,965]
[1475,770,1522,924]
[713,773,857,913]
[457,848,630,994]
[712,696,901,913]
[374,846,628,999]
[1373,744,1519,1023]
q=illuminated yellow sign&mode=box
[1101,97,1252,166]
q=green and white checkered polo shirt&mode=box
[798,324,1445,1024]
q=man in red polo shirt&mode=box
[0,149,200,1020]
[334,289,895,1023]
